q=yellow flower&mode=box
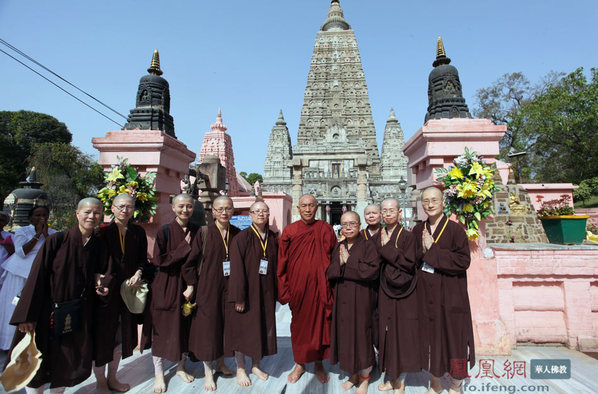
[463,203,474,213]
[118,185,128,194]
[466,228,480,240]
[106,168,125,182]
[468,162,485,178]
[107,189,117,197]
[137,193,147,202]
[127,181,139,188]
[449,167,464,179]
[457,180,478,199]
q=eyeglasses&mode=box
[115,205,135,211]
[422,199,441,206]
[341,221,359,228]
[250,209,270,215]
[213,206,234,213]
[381,209,398,215]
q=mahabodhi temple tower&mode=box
[263,0,408,223]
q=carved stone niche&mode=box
[189,155,226,225]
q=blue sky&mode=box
[1,0,596,175]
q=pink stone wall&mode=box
[493,247,598,351]
[519,183,577,210]
[230,192,293,234]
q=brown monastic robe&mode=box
[226,225,278,360]
[361,227,381,350]
[94,222,150,366]
[371,225,420,380]
[8,226,111,388]
[277,219,337,364]
[327,233,380,375]
[142,219,199,362]
[412,214,474,379]
[189,222,240,361]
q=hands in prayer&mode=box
[422,231,434,253]
[339,244,349,266]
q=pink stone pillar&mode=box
[92,129,196,257]
[403,117,511,355]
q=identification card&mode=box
[421,261,435,274]
[259,259,268,275]
[11,296,19,306]
[223,260,231,277]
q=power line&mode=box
[0,47,124,127]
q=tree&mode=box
[30,142,104,230]
[473,68,597,184]
[239,171,263,186]
[0,111,72,203]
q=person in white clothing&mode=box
[0,206,57,350]
[0,211,15,287]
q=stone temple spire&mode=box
[263,110,293,191]
[380,108,408,182]
[321,0,350,31]
[424,37,472,123]
[198,109,240,196]
[123,49,175,137]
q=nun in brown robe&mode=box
[8,198,111,393]
[374,199,419,394]
[141,194,199,393]
[93,194,151,393]
[188,195,239,391]
[412,187,474,394]
[327,211,380,394]
[226,201,277,386]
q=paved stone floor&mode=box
[2,340,597,393]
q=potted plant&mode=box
[536,194,589,244]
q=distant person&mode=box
[327,211,380,394]
[93,194,151,393]
[277,194,337,384]
[227,201,278,386]
[144,194,199,393]
[0,206,57,350]
[189,196,239,391]
[373,198,419,394]
[412,187,474,394]
[9,198,110,393]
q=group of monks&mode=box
[5,186,474,394]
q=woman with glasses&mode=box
[189,195,239,391]
[93,194,151,393]
[327,211,380,394]
[226,201,278,386]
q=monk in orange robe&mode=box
[277,194,337,384]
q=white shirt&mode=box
[1,225,57,279]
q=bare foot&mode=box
[176,367,195,383]
[215,360,234,376]
[314,361,329,384]
[391,378,405,394]
[287,363,306,383]
[378,381,393,391]
[153,374,166,393]
[251,365,269,381]
[341,374,358,391]
[107,376,131,392]
[236,368,252,386]
[204,370,217,391]
[356,376,370,394]
[95,379,112,394]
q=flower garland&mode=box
[434,147,498,240]
[97,157,158,223]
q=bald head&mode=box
[381,198,399,210]
[341,211,360,224]
[249,201,269,212]
[77,197,102,210]
[213,195,234,206]
[298,194,318,224]
[421,186,443,200]
[172,193,194,206]
[113,193,135,207]
[299,194,317,205]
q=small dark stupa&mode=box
[424,37,472,122]
[123,49,176,138]
[2,168,49,230]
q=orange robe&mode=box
[277,219,337,364]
